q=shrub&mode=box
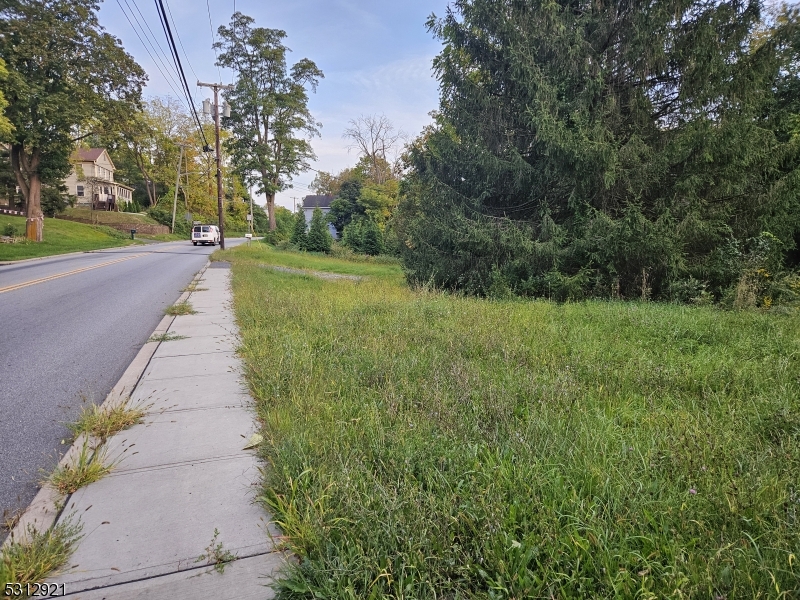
[342,217,384,256]
[148,205,189,235]
[41,185,74,217]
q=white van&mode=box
[191,224,220,246]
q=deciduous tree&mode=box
[0,0,145,240]
[215,12,323,232]
[343,114,405,185]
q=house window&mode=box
[76,185,84,197]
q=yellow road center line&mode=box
[0,254,147,294]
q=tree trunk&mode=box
[260,168,276,231]
[10,144,44,242]
[26,175,43,241]
[266,192,276,231]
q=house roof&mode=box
[302,194,334,209]
[74,148,106,162]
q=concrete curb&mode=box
[0,242,148,267]
[0,249,96,267]
[2,263,211,548]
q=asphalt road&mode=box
[0,238,244,522]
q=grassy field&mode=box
[221,244,800,599]
[60,207,160,225]
[0,215,134,261]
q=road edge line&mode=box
[2,262,211,549]
[0,240,147,267]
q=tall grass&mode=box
[226,244,800,598]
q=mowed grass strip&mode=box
[226,244,800,599]
[0,215,133,261]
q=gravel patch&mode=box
[262,264,364,281]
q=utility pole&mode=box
[171,144,189,234]
[249,185,254,235]
[198,81,232,250]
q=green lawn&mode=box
[60,207,160,225]
[0,215,134,261]
[221,244,800,599]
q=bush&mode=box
[148,205,189,236]
[342,217,384,256]
[41,185,74,217]
[2,222,17,237]
[121,200,142,213]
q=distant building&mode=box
[301,194,338,239]
[65,148,134,210]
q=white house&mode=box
[302,194,338,238]
[65,148,134,210]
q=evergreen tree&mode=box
[290,209,307,250]
[398,0,800,300]
[361,219,384,256]
[305,207,332,253]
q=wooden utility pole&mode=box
[198,81,233,250]
[170,144,188,234]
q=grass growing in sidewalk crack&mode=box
[0,518,82,592]
[1,507,24,536]
[68,398,147,442]
[164,301,197,316]
[148,332,187,343]
[181,282,208,292]
[195,528,236,574]
[46,440,114,496]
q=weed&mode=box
[1,508,24,535]
[195,528,236,574]
[68,398,146,443]
[0,518,82,592]
[226,244,800,599]
[46,440,114,496]
[164,301,197,316]
[147,332,187,343]
[181,281,208,292]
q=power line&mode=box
[231,0,236,85]
[206,0,223,82]
[127,0,183,83]
[163,0,200,98]
[153,0,209,147]
[116,0,186,107]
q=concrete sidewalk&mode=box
[50,262,285,599]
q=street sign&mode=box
[246,214,253,221]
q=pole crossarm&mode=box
[197,81,234,91]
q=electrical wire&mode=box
[163,0,200,93]
[231,0,236,86]
[153,0,209,147]
[126,0,192,104]
[116,0,187,107]
[206,0,223,82]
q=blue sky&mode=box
[99,0,450,208]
